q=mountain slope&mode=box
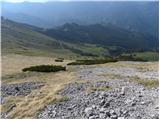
[1,18,77,57]
[2,18,158,59]
[1,18,108,58]
[1,1,158,37]
[41,23,158,52]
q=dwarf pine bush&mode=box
[67,58,118,65]
[22,65,66,72]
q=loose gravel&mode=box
[38,64,159,119]
[1,82,45,97]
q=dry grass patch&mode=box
[52,96,69,103]
[98,61,158,72]
[1,71,75,119]
[136,63,158,72]
[2,84,68,118]
[98,73,159,88]
[2,72,45,84]
[98,73,124,79]
[129,76,159,88]
[86,86,112,94]
[2,54,72,76]
[75,80,91,84]
[137,79,159,88]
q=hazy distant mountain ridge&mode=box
[41,23,158,51]
[1,1,158,37]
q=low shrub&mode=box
[118,54,147,62]
[55,58,64,62]
[67,58,118,65]
[22,65,66,72]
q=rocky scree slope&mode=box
[38,63,159,119]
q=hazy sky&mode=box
[0,0,158,2]
[1,0,61,2]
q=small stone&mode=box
[85,107,93,117]
[49,110,56,117]
[15,86,20,91]
[125,99,132,104]
[103,102,110,108]
[120,87,125,95]
[99,99,105,106]
[99,108,106,113]
[140,101,145,105]
[94,92,99,97]
[120,109,128,115]
[105,110,111,117]
[1,97,5,104]
[67,107,72,110]
[138,94,143,97]
[110,114,118,119]
[132,97,136,101]
[136,115,142,119]
[131,102,136,106]
[99,113,106,119]
[110,109,116,114]
[118,117,125,119]
[72,104,77,108]
[155,106,159,109]
[99,92,106,99]
[151,114,159,119]
[128,107,135,111]
[51,110,56,114]
[92,105,96,109]
[89,115,94,119]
